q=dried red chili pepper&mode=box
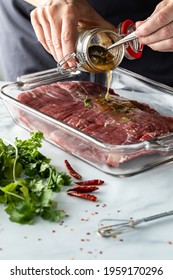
[67,185,99,193]
[74,179,104,185]
[64,160,82,179]
[67,192,97,201]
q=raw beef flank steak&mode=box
[17,81,173,166]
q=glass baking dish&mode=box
[1,67,173,177]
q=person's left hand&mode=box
[135,0,173,52]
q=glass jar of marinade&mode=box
[76,27,125,73]
[76,20,143,73]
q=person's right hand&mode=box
[30,0,114,68]
[136,0,173,52]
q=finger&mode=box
[148,37,173,52]
[47,14,66,67]
[136,18,149,30]
[39,9,59,61]
[139,21,173,45]
[30,10,50,54]
[61,13,78,69]
[151,0,169,15]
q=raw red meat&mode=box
[17,81,173,167]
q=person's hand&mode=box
[135,0,173,52]
[30,0,114,67]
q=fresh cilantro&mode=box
[0,131,72,224]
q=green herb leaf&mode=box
[84,95,93,109]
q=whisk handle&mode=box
[107,31,137,50]
[135,210,173,225]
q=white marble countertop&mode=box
[0,81,173,260]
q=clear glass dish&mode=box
[1,67,173,177]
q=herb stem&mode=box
[3,139,18,182]
[0,187,25,200]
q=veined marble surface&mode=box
[0,81,173,260]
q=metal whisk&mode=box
[98,210,173,237]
